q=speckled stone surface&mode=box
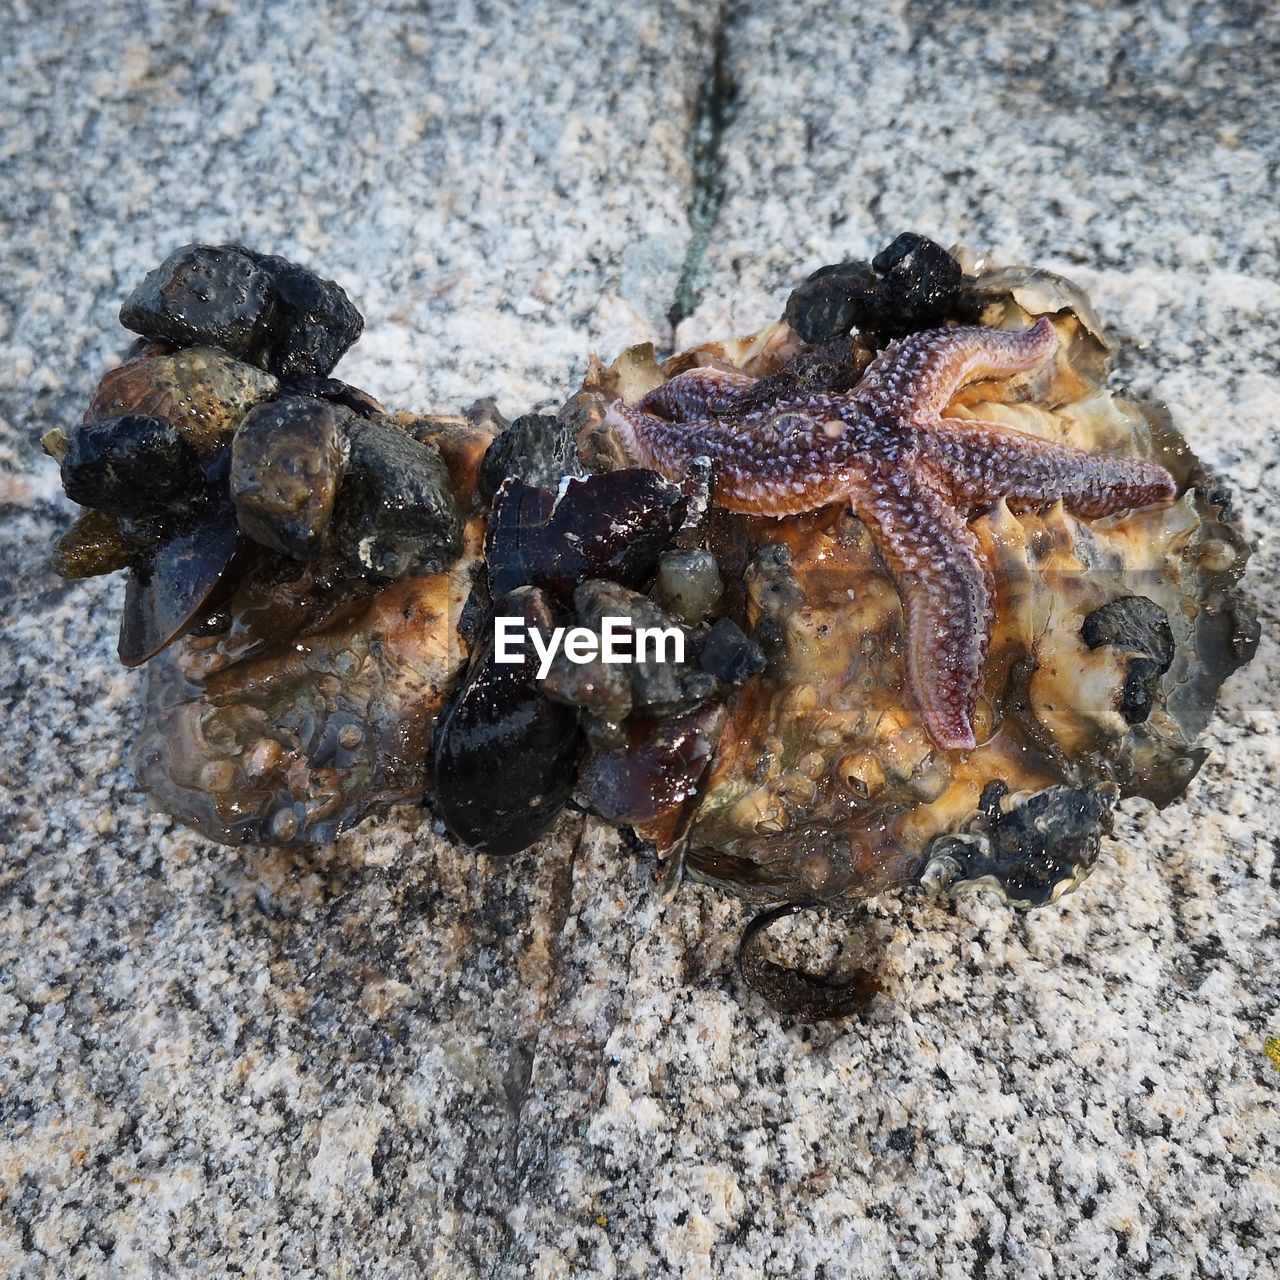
[1,2,1277,1277]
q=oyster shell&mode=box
[133,515,483,845]
[635,270,1257,907]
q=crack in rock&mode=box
[668,2,739,334]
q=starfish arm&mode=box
[853,466,994,751]
[635,367,758,420]
[606,400,859,516]
[922,418,1178,516]
[605,399,734,478]
[855,318,1059,419]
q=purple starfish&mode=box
[606,318,1177,750]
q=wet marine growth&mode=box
[46,237,1258,1015]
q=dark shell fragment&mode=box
[1081,594,1175,666]
[1081,595,1176,725]
[432,587,584,855]
[578,703,725,827]
[783,262,876,345]
[60,414,203,519]
[485,470,687,602]
[277,373,385,419]
[332,420,463,578]
[738,902,881,1020]
[784,232,978,344]
[573,579,715,718]
[230,397,350,560]
[478,412,584,503]
[869,232,975,334]
[696,617,766,686]
[242,250,364,378]
[119,244,364,378]
[737,906,885,1024]
[120,244,279,361]
[118,513,242,667]
[922,782,1118,909]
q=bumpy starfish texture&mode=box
[606,318,1178,750]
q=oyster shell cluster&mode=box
[47,237,1257,1011]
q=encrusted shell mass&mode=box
[47,238,1256,961]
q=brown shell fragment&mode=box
[738,903,881,1020]
[86,346,279,456]
[50,509,139,579]
[579,703,726,830]
[230,397,350,559]
[393,412,498,509]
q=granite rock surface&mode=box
[1,1,1277,1277]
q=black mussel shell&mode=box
[784,232,979,344]
[118,512,242,667]
[1081,594,1176,725]
[784,262,878,345]
[277,373,385,419]
[120,245,279,361]
[486,470,687,602]
[241,250,365,378]
[432,586,585,855]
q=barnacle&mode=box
[46,238,1257,1016]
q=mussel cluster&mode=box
[47,236,1257,1014]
